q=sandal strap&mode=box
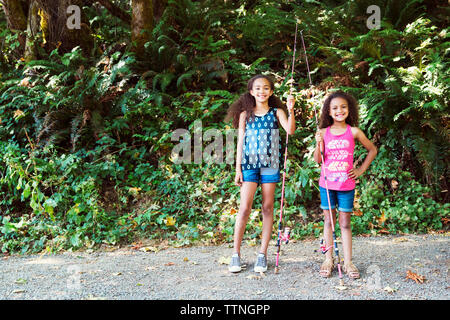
[320,259,334,272]
[343,262,360,277]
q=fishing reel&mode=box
[274,227,291,274]
[314,238,332,254]
[277,226,291,245]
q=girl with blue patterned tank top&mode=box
[225,75,296,273]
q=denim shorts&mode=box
[242,167,280,184]
[319,186,355,212]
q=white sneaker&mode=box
[253,253,267,273]
[228,253,242,273]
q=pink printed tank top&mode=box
[319,125,355,191]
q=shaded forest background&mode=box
[0,0,448,253]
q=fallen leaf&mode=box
[391,180,398,189]
[13,109,25,119]
[422,192,431,198]
[165,216,176,226]
[246,274,262,280]
[247,239,257,247]
[334,285,348,291]
[13,289,26,294]
[406,270,426,284]
[393,237,408,243]
[165,262,175,266]
[15,278,27,285]
[383,286,397,293]
[131,241,143,250]
[19,77,30,87]
[128,187,141,196]
[139,246,159,253]
[183,257,189,262]
[377,212,387,224]
[218,256,230,265]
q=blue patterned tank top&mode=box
[241,108,282,171]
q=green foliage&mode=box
[352,146,448,235]
[141,0,237,94]
[0,0,448,253]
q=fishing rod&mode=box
[299,30,344,285]
[274,21,298,274]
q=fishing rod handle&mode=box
[283,227,291,244]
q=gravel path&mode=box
[1,234,448,300]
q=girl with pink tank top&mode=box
[314,91,377,280]
[319,124,355,191]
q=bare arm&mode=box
[276,95,296,135]
[235,111,246,186]
[349,127,378,179]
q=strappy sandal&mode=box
[319,258,334,278]
[343,261,360,279]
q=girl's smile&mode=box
[329,97,349,122]
[250,78,273,104]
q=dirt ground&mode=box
[1,234,448,302]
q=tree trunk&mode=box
[24,0,39,61]
[131,0,153,59]
[152,0,167,23]
[2,0,28,54]
[36,0,94,54]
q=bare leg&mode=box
[323,209,337,261]
[233,182,258,256]
[259,182,276,256]
[339,211,359,278]
[339,212,352,264]
[320,209,337,277]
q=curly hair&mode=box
[225,74,287,128]
[319,91,359,129]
